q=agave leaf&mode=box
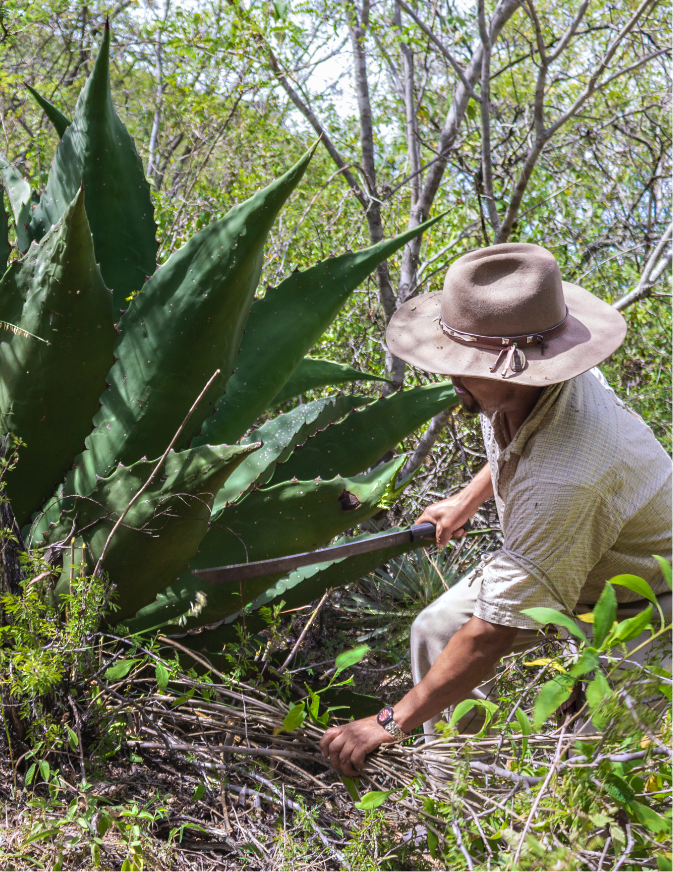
[271,357,390,406]
[25,84,71,138]
[123,456,406,632]
[270,382,457,483]
[27,23,157,317]
[53,147,314,517]
[248,526,422,613]
[0,157,34,253]
[45,443,258,622]
[195,213,445,446]
[213,394,371,513]
[0,188,115,528]
[0,187,9,268]
[156,529,423,660]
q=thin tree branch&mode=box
[478,0,501,235]
[396,0,481,103]
[613,221,672,310]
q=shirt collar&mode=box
[488,380,567,459]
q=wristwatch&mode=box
[376,705,410,741]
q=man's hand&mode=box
[416,495,472,547]
[416,462,494,547]
[319,715,396,776]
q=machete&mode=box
[192,521,439,585]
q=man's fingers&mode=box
[319,727,341,757]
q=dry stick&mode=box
[277,588,332,675]
[93,370,221,579]
[511,725,567,868]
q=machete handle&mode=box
[410,522,436,542]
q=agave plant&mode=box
[0,24,458,647]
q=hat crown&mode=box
[441,243,566,336]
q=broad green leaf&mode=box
[39,760,50,783]
[28,25,157,317]
[514,708,531,735]
[0,156,33,252]
[653,556,672,590]
[0,189,115,526]
[271,382,458,483]
[609,606,653,645]
[125,457,406,632]
[532,674,575,730]
[521,607,587,643]
[586,670,611,729]
[657,853,673,871]
[197,212,445,446]
[155,663,169,690]
[604,772,634,803]
[334,645,369,678]
[271,357,390,405]
[104,659,140,680]
[22,828,62,846]
[213,394,370,512]
[592,582,617,649]
[66,726,79,751]
[609,574,658,604]
[25,84,71,138]
[448,698,498,730]
[192,782,206,801]
[280,703,305,733]
[25,763,36,785]
[355,789,396,810]
[46,444,258,622]
[570,647,599,678]
[514,707,531,756]
[629,801,669,834]
[59,147,313,507]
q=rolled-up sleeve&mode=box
[473,481,621,630]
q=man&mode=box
[320,242,672,777]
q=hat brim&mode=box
[386,282,626,386]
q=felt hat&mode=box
[386,242,626,385]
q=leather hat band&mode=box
[437,307,569,378]
[438,306,569,350]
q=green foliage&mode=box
[24,84,71,138]
[44,443,257,622]
[0,188,115,526]
[271,382,457,482]
[0,24,453,638]
[214,393,370,511]
[126,457,408,632]
[27,24,157,318]
[195,214,443,447]
[271,356,390,405]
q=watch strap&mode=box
[377,706,409,741]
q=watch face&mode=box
[377,706,394,727]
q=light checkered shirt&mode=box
[473,369,672,630]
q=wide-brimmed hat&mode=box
[386,243,626,385]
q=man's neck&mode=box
[501,388,544,445]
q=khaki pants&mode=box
[410,572,672,738]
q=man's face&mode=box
[450,376,502,416]
[450,375,542,417]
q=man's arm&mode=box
[319,616,518,776]
[417,462,494,547]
